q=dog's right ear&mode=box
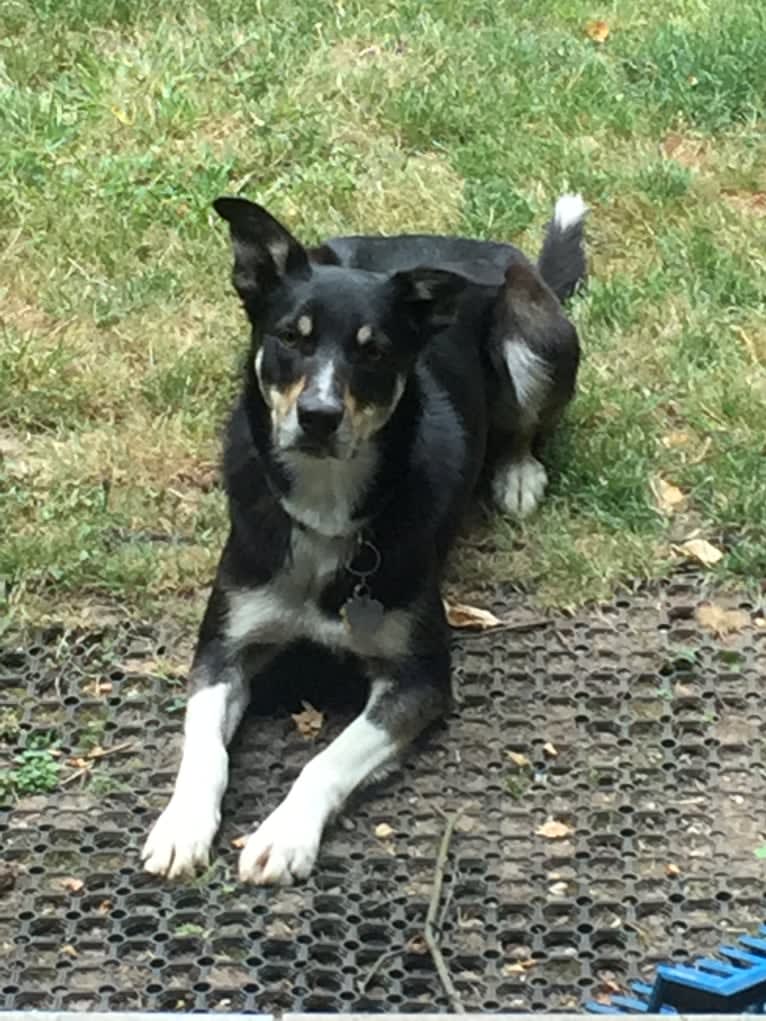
[213,197,310,302]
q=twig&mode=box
[87,741,134,760]
[451,618,549,641]
[425,808,465,1013]
[436,862,459,934]
[60,742,135,788]
[357,947,404,995]
[60,765,92,787]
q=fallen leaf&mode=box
[536,819,574,840]
[444,599,503,630]
[97,900,112,914]
[651,477,685,514]
[584,19,609,43]
[600,978,622,994]
[60,877,84,893]
[291,701,324,740]
[666,863,681,877]
[407,935,428,954]
[549,881,569,896]
[503,958,537,975]
[66,757,90,769]
[507,751,530,768]
[675,538,723,567]
[61,944,79,958]
[754,845,766,860]
[231,836,247,849]
[543,742,558,759]
[695,604,749,638]
[755,617,766,630]
[374,822,394,839]
[662,430,691,448]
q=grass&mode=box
[1,0,765,630]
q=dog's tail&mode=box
[537,193,588,302]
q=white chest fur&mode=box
[226,528,411,661]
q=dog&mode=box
[141,194,586,885]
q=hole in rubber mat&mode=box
[2,579,765,1011]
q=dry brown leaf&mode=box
[60,877,84,893]
[695,604,749,638]
[61,944,79,958]
[231,835,247,849]
[374,822,394,840]
[584,19,609,43]
[291,701,324,740]
[651,477,685,514]
[507,751,530,768]
[543,742,558,759]
[407,935,428,955]
[666,863,681,877]
[503,958,537,975]
[66,757,90,769]
[444,599,503,630]
[675,538,723,567]
[662,430,691,449]
[97,900,113,914]
[536,819,573,840]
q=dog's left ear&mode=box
[213,196,310,302]
[391,267,470,334]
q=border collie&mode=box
[142,194,586,885]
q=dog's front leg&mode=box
[238,654,450,885]
[142,592,274,879]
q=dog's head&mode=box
[214,197,469,459]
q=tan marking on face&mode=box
[270,376,306,424]
[344,388,389,442]
[356,324,373,345]
[297,314,312,337]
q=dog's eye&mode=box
[279,330,300,349]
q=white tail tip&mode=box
[553,193,588,232]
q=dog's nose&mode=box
[297,396,344,439]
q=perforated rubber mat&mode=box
[2,577,765,1014]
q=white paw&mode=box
[142,799,219,879]
[238,799,322,886]
[494,456,548,518]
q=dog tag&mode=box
[342,591,385,638]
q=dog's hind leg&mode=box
[142,589,273,879]
[488,260,580,518]
[238,652,450,885]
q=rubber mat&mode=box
[1,577,764,1013]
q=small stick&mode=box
[451,618,549,641]
[60,742,135,788]
[357,946,404,995]
[87,741,134,760]
[425,808,465,1013]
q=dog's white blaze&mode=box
[356,324,373,345]
[553,193,587,232]
[502,336,551,427]
[142,679,249,878]
[314,359,338,402]
[239,682,398,884]
[297,314,312,337]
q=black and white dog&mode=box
[142,195,586,885]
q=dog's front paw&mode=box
[494,456,548,518]
[238,800,321,886]
[142,799,219,879]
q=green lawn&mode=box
[1,0,765,633]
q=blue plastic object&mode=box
[586,924,766,1013]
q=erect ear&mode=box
[502,261,564,337]
[390,266,470,333]
[213,196,310,301]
